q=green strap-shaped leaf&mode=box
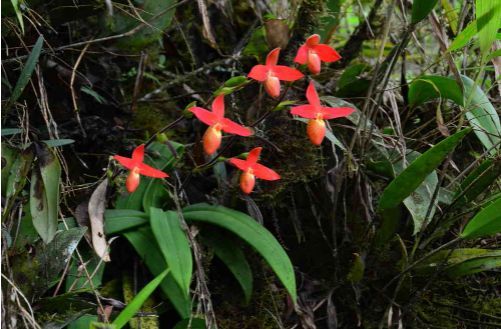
[449,19,478,52]
[123,228,191,318]
[150,208,192,298]
[476,0,501,54]
[8,36,44,108]
[202,233,253,304]
[112,269,169,329]
[411,0,438,24]
[104,209,148,234]
[378,128,471,211]
[461,196,501,239]
[462,75,501,156]
[183,204,297,303]
[415,248,501,278]
[454,158,501,207]
[30,144,61,243]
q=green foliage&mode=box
[461,196,501,239]
[150,209,192,298]
[183,204,297,303]
[449,19,479,51]
[411,0,439,24]
[454,158,501,206]
[476,0,501,55]
[416,248,501,277]
[408,76,463,108]
[378,129,471,211]
[30,143,61,243]
[112,269,169,329]
[7,35,43,109]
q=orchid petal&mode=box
[320,107,355,120]
[189,107,218,126]
[294,45,308,64]
[246,147,262,164]
[138,162,169,178]
[131,144,145,163]
[306,34,320,47]
[248,65,269,81]
[266,48,281,66]
[306,82,321,107]
[113,155,136,170]
[221,118,253,136]
[212,94,225,119]
[251,163,280,181]
[229,158,251,172]
[272,66,304,81]
[290,105,318,119]
[313,44,341,63]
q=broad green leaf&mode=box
[112,269,169,329]
[415,248,501,277]
[30,144,61,243]
[454,158,501,206]
[202,233,253,303]
[476,0,501,54]
[183,204,297,303]
[378,128,471,211]
[336,63,371,98]
[462,75,501,155]
[104,209,148,234]
[411,0,439,24]
[449,19,478,51]
[461,196,501,239]
[393,151,439,235]
[150,209,192,298]
[8,36,44,108]
[123,228,191,318]
[408,76,463,108]
[35,227,87,297]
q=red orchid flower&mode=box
[294,34,341,75]
[189,95,253,155]
[229,147,280,194]
[113,144,169,193]
[291,81,354,145]
[248,48,304,98]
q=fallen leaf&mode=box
[88,179,110,262]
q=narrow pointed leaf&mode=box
[476,0,501,54]
[112,269,169,329]
[411,0,438,24]
[123,228,191,318]
[378,128,471,211]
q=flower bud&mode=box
[307,118,326,145]
[203,125,222,155]
[240,171,256,194]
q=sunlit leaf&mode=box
[112,269,169,329]
[461,196,501,239]
[476,0,501,54]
